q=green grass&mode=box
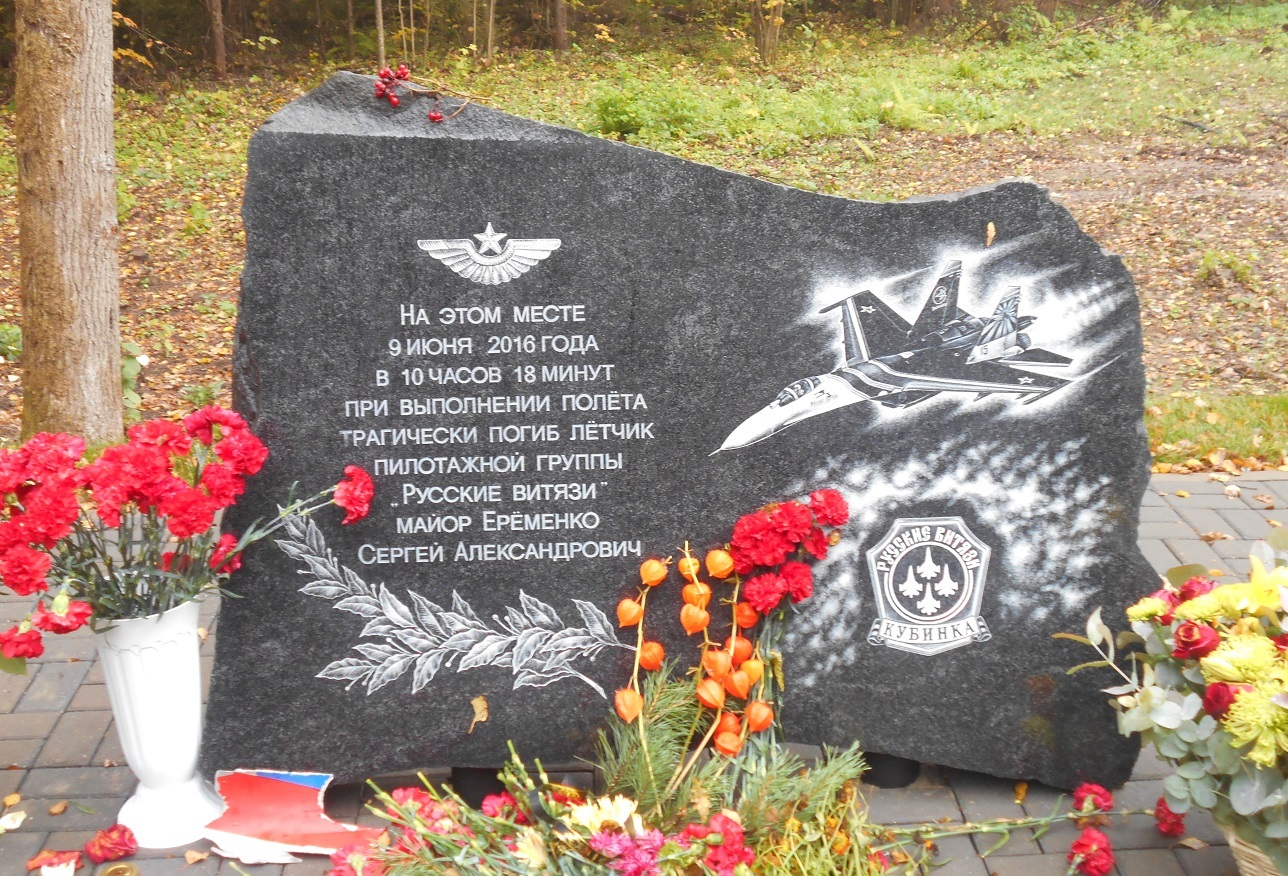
[1148,393,1288,468]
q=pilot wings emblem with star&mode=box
[417,223,561,285]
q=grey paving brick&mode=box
[85,662,105,684]
[1138,539,1179,574]
[0,666,33,712]
[1167,493,1254,510]
[21,765,136,798]
[1174,844,1238,876]
[125,853,223,875]
[0,770,23,796]
[218,861,285,875]
[35,710,114,767]
[1153,477,1230,494]
[0,737,42,768]
[1129,746,1174,781]
[1141,491,1166,506]
[283,856,339,875]
[1116,847,1188,876]
[1209,537,1254,559]
[865,785,961,825]
[1138,520,1197,540]
[948,771,1040,857]
[1173,507,1234,535]
[29,634,98,663]
[1162,539,1226,570]
[94,722,127,766]
[1217,508,1286,540]
[14,796,127,832]
[68,683,112,712]
[0,830,47,869]
[41,829,101,850]
[0,711,57,739]
[976,850,1070,874]
[131,837,215,859]
[918,834,990,876]
[15,662,91,713]
[1139,505,1183,522]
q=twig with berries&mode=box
[373,63,482,122]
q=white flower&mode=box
[564,795,643,833]
[513,827,547,868]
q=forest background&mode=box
[0,0,1284,471]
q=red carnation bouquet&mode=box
[0,406,373,667]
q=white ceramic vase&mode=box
[97,599,225,848]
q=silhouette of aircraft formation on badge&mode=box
[718,261,1083,452]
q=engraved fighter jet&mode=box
[717,261,1075,452]
[417,223,561,286]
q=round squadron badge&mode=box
[866,517,992,656]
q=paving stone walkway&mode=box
[0,473,1284,875]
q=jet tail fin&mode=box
[910,261,962,339]
[820,291,910,362]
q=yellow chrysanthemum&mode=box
[513,828,548,868]
[1201,635,1280,685]
[1222,683,1288,767]
[1128,597,1170,622]
[1174,593,1223,623]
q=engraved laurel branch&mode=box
[276,516,631,698]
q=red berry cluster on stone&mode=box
[373,63,410,107]
[428,99,444,123]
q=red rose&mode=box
[32,600,93,634]
[1154,796,1186,837]
[158,488,218,538]
[780,561,814,603]
[731,511,792,568]
[742,573,786,615]
[769,501,813,544]
[809,488,849,527]
[183,405,247,444]
[127,419,192,455]
[1146,588,1180,624]
[215,428,268,476]
[0,625,43,659]
[200,463,245,507]
[1072,783,1113,814]
[334,466,375,525]
[26,849,82,871]
[1172,622,1221,659]
[1067,827,1114,876]
[84,824,137,864]
[0,545,53,596]
[801,526,829,560]
[209,533,244,574]
[1178,576,1216,603]
[1202,681,1252,720]
[1273,634,1288,652]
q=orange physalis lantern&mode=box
[741,658,764,686]
[734,602,759,630]
[682,582,712,610]
[714,731,743,756]
[716,712,742,736]
[639,641,665,671]
[725,635,753,666]
[702,648,732,681]
[640,559,668,587]
[746,700,774,733]
[705,549,735,580]
[723,669,751,700]
[680,604,710,635]
[617,598,644,627]
[696,678,726,710]
[615,688,644,723]
[678,556,701,583]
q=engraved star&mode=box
[473,223,507,255]
[1018,376,1035,384]
[860,305,876,314]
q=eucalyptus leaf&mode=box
[1264,820,1288,839]
[1176,760,1208,780]
[1231,768,1277,816]
[1158,735,1190,760]
[1164,773,1191,800]
[1151,699,1185,730]
[1209,732,1245,774]
[1190,780,1218,809]
[1166,563,1210,588]
[1086,607,1107,648]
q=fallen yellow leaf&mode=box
[48,801,67,816]
[2,793,18,808]
[1013,781,1028,805]
[1175,490,1191,498]
[985,221,996,248]
[184,849,210,864]
[468,695,489,734]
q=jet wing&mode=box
[820,291,912,362]
[1000,347,1072,369]
[855,351,1069,401]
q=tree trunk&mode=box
[15,0,123,444]
[347,0,355,58]
[208,0,227,80]
[553,0,568,54]
[375,0,386,68]
[485,0,495,63]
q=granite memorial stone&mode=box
[204,71,1153,789]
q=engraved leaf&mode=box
[300,582,348,599]
[335,595,383,617]
[303,554,337,581]
[512,628,554,671]
[305,518,327,555]
[379,585,417,628]
[505,605,533,633]
[574,600,616,643]
[361,617,400,639]
[395,627,439,652]
[514,667,580,690]
[412,650,447,692]
[452,591,483,625]
[409,591,448,638]
[276,539,311,561]
[356,642,406,663]
[521,591,563,628]
[459,633,514,672]
[344,566,370,595]
[367,653,416,694]
[441,628,489,658]
[317,658,375,690]
[545,631,601,656]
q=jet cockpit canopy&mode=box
[776,376,821,407]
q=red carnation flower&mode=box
[0,625,43,659]
[481,791,530,825]
[1178,576,1216,603]
[809,488,849,527]
[0,545,53,596]
[731,511,792,568]
[1202,681,1252,720]
[743,573,786,615]
[158,488,218,539]
[209,533,243,574]
[183,405,247,444]
[200,463,245,507]
[334,466,374,525]
[0,448,29,495]
[22,482,81,548]
[1154,796,1186,837]
[1172,621,1221,660]
[1068,827,1114,876]
[330,842,387,876]
[729,545,757,576]
[127,419,192,456]
[26,849,82,871]
[32,600,93,634]
[1072,783,1113,814]
[801,526,829,560]
[84,823,137,863]
[23,433,86,479]
[215,428,268,476]
[780,561,814,603]
[769,501,813,545]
